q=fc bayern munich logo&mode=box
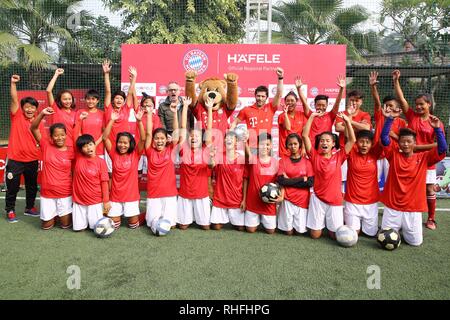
[183,49,208,74]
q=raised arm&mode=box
[429,115,447,155]
[127,66,137,108]
[144,105,154,150]
[31,107,55,143]
[380,105,397,146]
[392,69,410,114]
[331,75,346,114]
[170,102,180,145]
[338,112,356,154]
[283,105,291,131]
[204,97,213,147]
[179,96,192,146]
[272,67,284,108]
[10,75,20,115]
[103,59,112,107]
[302,112,319,153]
[102,110,120,153]
[46,68,64,107]
[135,108,146,153]
[369,71,381,113]
[295,76,310,116]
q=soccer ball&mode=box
[260,183,281,203]
[150,217,172,236]
[377,228,401,250]
[336,225,358,247]
[233,125,248,141]
[93,217,115,238]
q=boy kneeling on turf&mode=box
[380,106,446,246]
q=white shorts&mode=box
[341,160,348,182]
[72,203,104,231]
[177,196,211,226]
[381,206,423,246]
[108,201,140,218]
[210,207,244,226]
[426,169,436,184]
[138,155,148,173]
[244,210,276,230]
[306,193,343,232]
[40,196,73,222]
[103,151,112,173]
[278,200,308,233]
[146,196,177,227]
[344,201,379,236]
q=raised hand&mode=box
[294,76,304,88]
[429,115,441,128]
[381,104,396,118]
[283,105,289,113]
[369,71,379,86]
[128,66,137,80]
[54,68,64,76]
[182,96,192,107]
[11,75,20,83]
[135,108,144,121]
[42,107,55,115]
[205,97,214,110]
[311,111,323,117]
[79,111,88,120]
[337,112,350,122]
[102,59,112,74]
[336,75,346,88]
[169,102,178,113]
[392,69,401,81]
[276,67,284,79]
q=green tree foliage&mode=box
[380,0,450,64]
[59,16,129,63]
[0,0,90,69]
[271,0,379,61]
[102,0,246,44]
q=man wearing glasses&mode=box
[158,81,194,135]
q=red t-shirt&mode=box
[278,111,307,157]
[335,110,371,147]
[108,148,142,203]
[48,103,76,147]
[193,102,234,146]
[103,104,132,146]
[381,143,445,212]
[345,145,383,205]
[72,155,109,205]
[178,146,210,199]
[278,156,314,209]
[406,109,445,169]
[76,108,105,155]
[245,155,279,216]
[39,137,75,198]
[307,111,337,144]
[309,148,348,206]
[237,102,278,137]
[212,153,246,209]
[145,144,178,198]
[7,111,44,162]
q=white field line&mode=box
[1,196,450,211]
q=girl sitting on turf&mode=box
[209,130,247,231]
[302,112,355,240]
[277,133,314,236]
[144,96,181,232]
[72,134,111,232]
[30,107,75,230]
[46,68,76,148]
[176,97,212,230]
[243,133,283,234]
[102,108,146,230]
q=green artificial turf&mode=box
[1,195,449,300]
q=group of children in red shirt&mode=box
[4,64,447,246]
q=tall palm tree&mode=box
[0,0,89,75]
[271,0,379,61]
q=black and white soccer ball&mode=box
[377,228,401,250]
[259,182,281,203]
[93,217,115,238]
[150,217,171,236]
